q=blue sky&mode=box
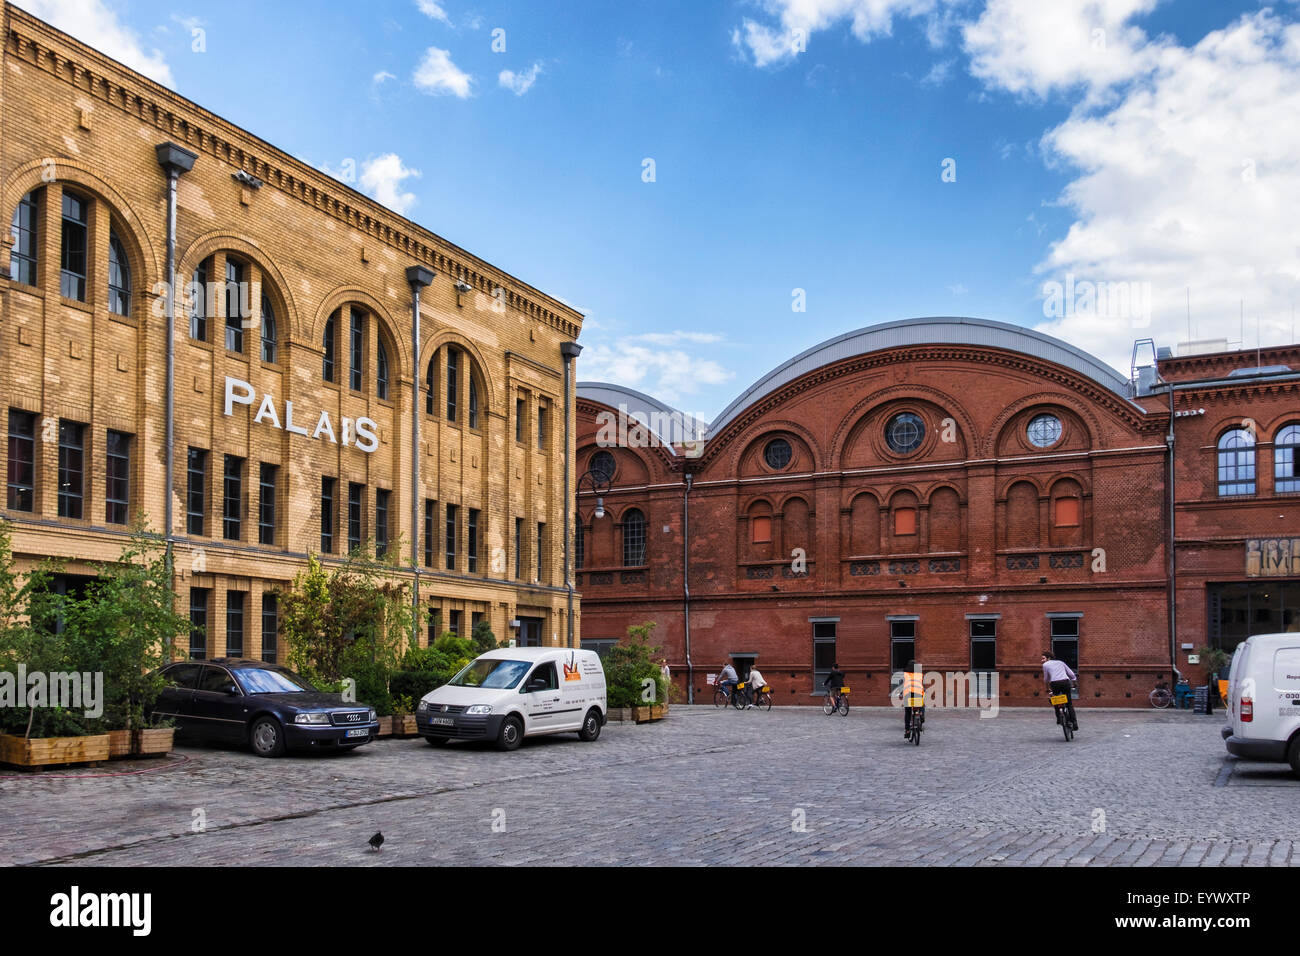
[18,0,1300,421]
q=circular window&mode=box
[589,450,616,482]
[763,438,793,470]
[885,413,926,455]
[1027,413,1063,448]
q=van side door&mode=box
[521,661,562,733]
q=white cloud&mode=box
[415,0,452,26]
[731,0,954,68]
[633,331,726,346]
[373,70,396,84]
[359,153,421,215]
[578,336,734,407]
[498,61,543,95]
[13,0,173,86]
[413,46,474,97]
[1032,11,1300,369]
[963,0,1167,100]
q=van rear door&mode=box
[1271,644,1300,740]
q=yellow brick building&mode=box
[0,2,585,659]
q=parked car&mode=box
[1222,633,1300,775]
[149,659,379,757]
[416,647,607,750]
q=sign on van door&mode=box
[523,661,562,729]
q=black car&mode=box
[150,659,379,757]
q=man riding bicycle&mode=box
[717,661,739,702]
[823,662,846,708]
[1042,651,1078,731]
[901,660,925,738]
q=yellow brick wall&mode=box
[0,2,583,655]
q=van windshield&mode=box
[449,658,531,689]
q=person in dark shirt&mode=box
[823,662,846,708]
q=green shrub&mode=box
[604,621,665,708]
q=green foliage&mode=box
[1197,646,1232,675]
[604,621,666,709]
[471,618,498,653]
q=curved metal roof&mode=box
[706,317,1134,437]
[576,381,707,455]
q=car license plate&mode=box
[345,728,369,738]
[432,717,455,726]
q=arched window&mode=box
[9,189,39,286]
[623,509,646,566]
[107,230,130,316]
[189,259,209,341]
[60,191,88,301]
[446,347,459,421]
[425,359,436,415]
[1276,424,1300,494]
[348,308,364,390]
[1218,428,1256,496]
[376,338,390,400]
[575,523,585,570]
[322,313,336,382]
[469,375,479,429]
[260,295,277,363]
[224,258,245,352]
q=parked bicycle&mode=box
[823,687,850,716]
[1149,680,1174,709]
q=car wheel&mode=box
[250,716,285,758]
[1289,735,1300,778]
[426,736,450,747]
[579,708,602,742]
[496,715,523,752]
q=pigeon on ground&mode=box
[368,831,384,852]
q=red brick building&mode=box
[574,318,1300,707]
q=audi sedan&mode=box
[149,659,379,757]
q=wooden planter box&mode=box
[391,715,418,737]
[106,729,132,759]
[650,704,666,721]
[375,716,394,737]
[606,707,632,722]
[0,733,110,768]
[632,706,653,724]
[131,728,174,757]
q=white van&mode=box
[1223,632,1300,775]
[415,647,607,751]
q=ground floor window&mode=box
[889,618,916,692]
[189,588,209,660]
[812,619,837,692]
[969,616,997,674]
[581,638,618,659]
[1049,615,1080,671]
[1208,580,1300,654]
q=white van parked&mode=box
[1223,632,1300,775]
[415,647,607,751]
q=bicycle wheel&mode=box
[1149,688,1172,709]
[731,689,746,710]
[913,722,921,745]
[1061,708,1073,741]
[823,694,836,716]
[713,687,727,708]
[758,692,772,712]
[838,697,850,716]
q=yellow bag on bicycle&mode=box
[761,685,771,693]
[905,696,925,708]
[840,686,850,694]
[1049,694,1069,706]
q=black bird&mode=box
[368,831,384,852]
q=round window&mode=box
[1027,413,1063,448]
[589,450,616,482]
[885,413,926,455]
[763,438,793,470]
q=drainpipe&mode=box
[684,471,694,703]
[561,342,583,648]
[405,266,435,647]
[154,142,197,577]
[1166,384,1181,683]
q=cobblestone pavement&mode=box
[1,705,1295,866]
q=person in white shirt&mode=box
[744,665,766,709]
[1042,652,1079,731]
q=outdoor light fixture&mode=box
[454,280,472,293]
[232,169,263,188]
[594,497,605,519]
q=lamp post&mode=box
[572,466,611,646]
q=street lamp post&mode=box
[571,466,611,647]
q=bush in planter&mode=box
[604,621,667,710]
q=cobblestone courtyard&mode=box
[2,706,1295,866]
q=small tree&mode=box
[604,621,666,708]
[471,618,498,653]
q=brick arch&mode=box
[311,287,409,382]
[420,330,499,417]
[987,391,1103,455]
[177,232,298,351]
[831,384,977,465]
[2,158,161,296]
[578,442,652,486]
[996,474,1047,499]
[922,480,966,505]
[720,418,823,476]
[742,494,778,513]
[777,492,813,513]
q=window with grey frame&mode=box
[347,482,363,552]
[889,619,916,691]
[57,420,85,520]
[812,621,837,693]
[1050,617,1079,673]
[349,309,365,391]
[322,313,336,382]
[468,509,480,574]
[320,476,336,553]
[969,618,997,673]
[1275,424,1300,494]
[223,455,243,540]
[622,509,646,567]
[445,504,458,570]
[107,230,131,316]
[537,522,545,581]
[60,192,88,301]
[186,448,206,535]
[7,410,36,512]
[446,347,459,421]
[105,430,131,525]
[258,464,277,546]
[226,590,246,657]
[262,593,278,664]
[260,295,277,363]
[424,499,436,567]
[224,258,245,353]
[375,488,390,558]
[1217,428,1256,496]
[9,189,38,286]
[189,587,209,660]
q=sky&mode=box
[14,0,1300,422]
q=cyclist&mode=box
[901,660,925,738]
[823,661,846,709]
[717,661,739,703]
[1042,651,1078,731]
[743,663,766,709]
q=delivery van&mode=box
[415,647,607,751]
[1223,632,1300,775]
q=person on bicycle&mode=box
[744,664,766,709]
[901,660,925,738]
[718,661,739,702]
[823,662,846,708]
[1042,651,1078,731]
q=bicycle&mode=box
[752,684,773,712]
[713,681,738,708]
[822,687,850,716]
[1050,688,1074,741]
[904,697,924,745]
[1149,680,1174,709]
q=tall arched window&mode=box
[623,509,646,566]
[1276,424,1300,494]
[107,230,130,316]
[260,295,277,363]
[189,259,209,341]
[446,347,459,421]
[469,375,479,429]
[376,338,390,400]
[425,359,436,415]
[9,189,39,286]
[60,191,88,301]
[224,258,245,352]
[1218,428,1256,496]
[322,313,336,382]
[575,523,585,570]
